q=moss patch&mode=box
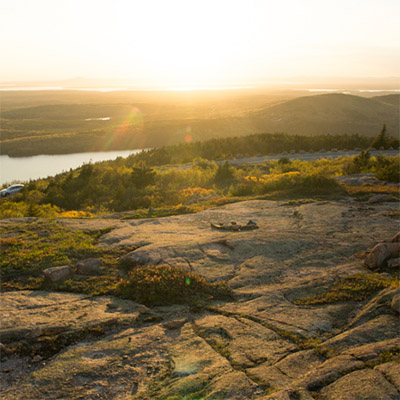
[1,221,102,280]
[294,273,397,306]
[0,220,130,293]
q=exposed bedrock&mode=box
[1,199,399,399]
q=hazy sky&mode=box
[1,0,399,86]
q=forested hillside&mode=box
[1,91,398,156]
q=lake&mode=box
[0,149,144,185]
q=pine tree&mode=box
[370,124,387,149]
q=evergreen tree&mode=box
[214,161,234,186]
[370,124,388,149]
[131,162,155,189]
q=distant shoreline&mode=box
[0,86,254,92]
[0,87,399,93]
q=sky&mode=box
[1,0,399,87]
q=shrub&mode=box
[116,265,231,306]
[258,172,341,196]
[0,202,60,219]
[229,182,256,196]
[278,157,291,165]
[375,155,400,183]
[343,150,372,174]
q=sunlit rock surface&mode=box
[1,199,399,399]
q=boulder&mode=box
[120,248,162,267]
[387,257,400,269]
[76,258,101,275]
[365,242,400,270]
[391,290,400,314]
[368,194,394,204]
[43,265,72,282]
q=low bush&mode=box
[343,152,400,183]
[258,172,342,197]
[0,202,60,219]
[375,155,400,182]
[116,265,232,306]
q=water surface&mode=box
[0,149,144,185]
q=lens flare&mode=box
[102,107,144,150]
[185,125,192,143]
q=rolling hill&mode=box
[245,93,398,137]
[372,94,400,107]
[1,92,398,156]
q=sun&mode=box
[114,1,253,87]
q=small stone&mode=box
[162,319,187,330]
[76,258,101,275]
[142,315,163,323]
[32,355,42,363]
[138,305,151,314]
[26,327,42,339]
[368,194,394,204]
[43,265,72,282]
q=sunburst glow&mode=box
[1,0,399,86]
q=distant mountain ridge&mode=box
[245,93,398,137]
